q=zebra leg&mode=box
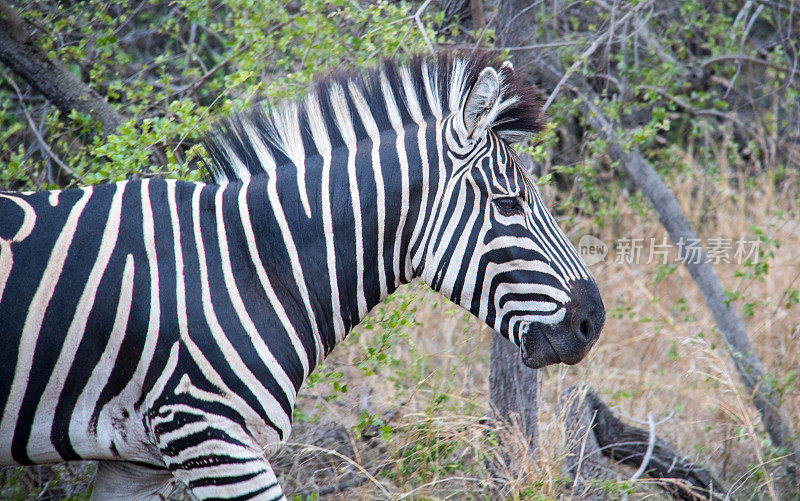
[91,460,175,500]
[162,441,286,500]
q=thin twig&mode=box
[413,0,435,54]
[542,0,650,112]
[490,40,584,51]
[171,89,227,155]
[503,0,546,34]
[178,42,252,97]
[629,413,655,481]
[3,71,74,178]
[753,0,798,14]
[609,406,675,427]
[396,475,485,499]
[701,54,795,74]
[726,4,765,97]
[281,442,390,498]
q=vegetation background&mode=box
[0,0,798,499]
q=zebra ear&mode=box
[462,67,502,140]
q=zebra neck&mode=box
[316,121,441,350]
[232,128,436,368]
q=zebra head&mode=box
[417,60,604,369]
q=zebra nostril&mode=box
[579,319,590,338]
[574,315,593,343]
[566,279,605,346]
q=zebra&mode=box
[0,52,604,500]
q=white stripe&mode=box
[420,61,441,118]
[509,308,566,327]
[225,129,252,181]
[70,253,136,457]
[243,122,327,355]
[541,203,589,280]
[173,459,271,480]
[167,438,257,465]
[143,341,180,418]
[127,179,162,413]
[439,176,481,295]
[191,476,282,500]
[0,185,89,454]
[423,138,470,283]
[427,180,469,286]
[483,261,570,301]
[237,179,310,376]
[479,259,571,326]
[164,180,267,434]
[399,66,431,276]
[155,415,211,444]
[418,116,450,277]
[271,104,311,218]
[399,66,424,123]
[213,186,297,403]
[329,82,367,317]
[190,184,291,434]
[304,93,346,343]
[499,299,559,314]
[348,82,388,297]
[174,375,235,404]
[448,58,469,115]
[529,188,580,282]
[0,194,36,305]
[482,235,567,289]
[28,182,127,461]
[380,70,411,285]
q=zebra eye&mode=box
[494,196,522,215]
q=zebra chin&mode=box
[518,279,605,369]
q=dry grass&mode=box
[284,165,800,499]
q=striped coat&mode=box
[0,52,603,499]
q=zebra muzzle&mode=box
[519,323,563,369]
[519,279,605,369]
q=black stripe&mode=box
[201,185,293,418]
[247,176,323,361]
[172,453,260,471]
[187,469,266,488]
[0,191,74,442]
[204,481,281,501]
[220,184,304,392]
[136,178,181,410]
[11,185,113,464]
[159,426,249,458]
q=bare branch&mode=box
[628,413,655,482]
[2,71,74,179]
[542,1,651,112]
[0,0,126,137]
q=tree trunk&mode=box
[489,331,538,450]
[0,0,125,138]
[485,0,544,454]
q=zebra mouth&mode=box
[519,323,562,369]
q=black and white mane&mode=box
[203,51,546,185]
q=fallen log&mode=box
[561,385,725,500]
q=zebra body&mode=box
[0,53,604,499]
